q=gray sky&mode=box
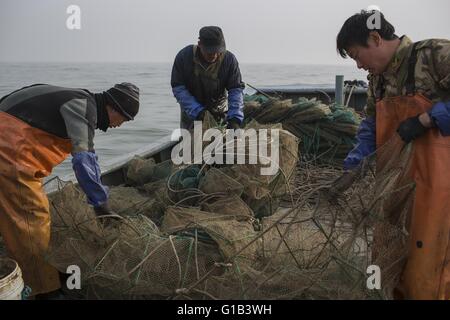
[1,0,449,64]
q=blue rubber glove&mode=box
[226,87,244,124]
[72,151,109,207]
[172,85,204,120]
[343,116,376,170]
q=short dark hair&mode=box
[336,10,398,58]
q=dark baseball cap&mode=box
[198,26,226,54]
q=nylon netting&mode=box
[43,104,414,300]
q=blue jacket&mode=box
[343,116,376,170]
[171,45,245,123]
[429,101,450,136]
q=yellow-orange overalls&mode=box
[0,111,72,296]
[375,43,449,299]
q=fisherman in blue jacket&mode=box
[171,26,245,129]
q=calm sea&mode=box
[0,62,366,177]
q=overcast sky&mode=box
[1,0,449,64]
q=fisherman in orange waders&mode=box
[0,83,140,298]
[334,10,450,299]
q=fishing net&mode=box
[199,168,244,197]
[161,206,259,266]
[108,186,158,220]
[244,95,361,164]
[369,136,415,297]
[127,157,175,186]
[43,108,413,299]
[201,194,254,222]
[47,182,224,299]
[126,157,157,186]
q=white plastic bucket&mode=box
[0,258,25,300]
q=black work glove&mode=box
[93,202,116,216]
[226,118,241,130]
[324,166,365,204]
[397,116,428,143]
[329,171,356,194]
[196,110,206,121]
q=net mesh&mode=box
[41,105,415,300]
[243,95,361,164]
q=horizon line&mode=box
[0,60,355,66]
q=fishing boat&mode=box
[45,76,368,195]
[34,76,377,300]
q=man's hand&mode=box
[94,202,117,216]
[329,171,356,195]
[324,166,367,203]
[397,113,432,143]
[226,118,241,130]
[196,110,206,121]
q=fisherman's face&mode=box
[107,106,128,128]
[346,32,390,75]
[198,42,220,63]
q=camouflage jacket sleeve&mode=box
[431,39,450,91]
[417,39,450,95]
[365,74,377,117]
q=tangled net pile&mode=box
[45,102,413,300]
[244,94,361,163]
